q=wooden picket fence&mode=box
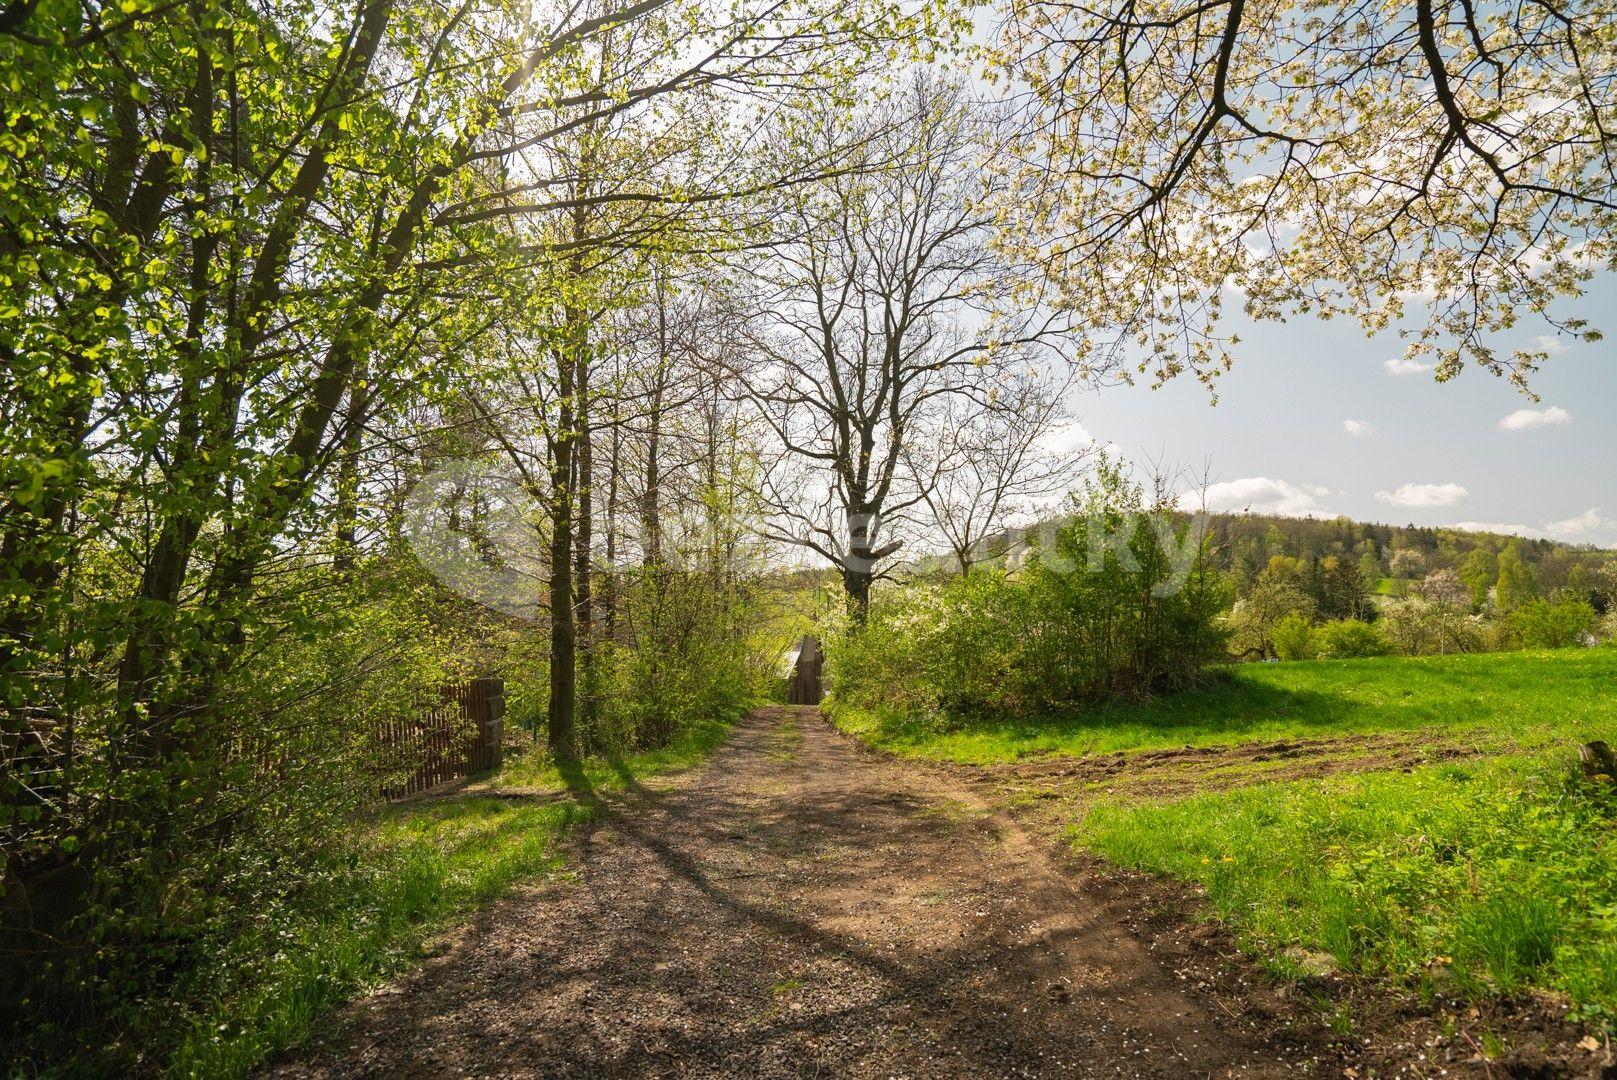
[376,678,505,798]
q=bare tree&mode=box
[908,368,1087,575]
[741,72,1087,615]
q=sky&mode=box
[1059,275,1617,548]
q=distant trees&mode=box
[1495,540,1541,613]
[1381,596,1487,656]
[1215,518,1616,659]
[1225,553,1370,658]
[1389,549,1430,579]
[1459,548,1500,609]
[1227,559,1315,659]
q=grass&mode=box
[1374,576,1406,597]
[1078,755,1617,1024]
[496,714,735,794]
[827,648,1617,764]
[827,648,1617,1026]
[167,713,737,1078]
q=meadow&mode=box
[827,649,1617,1025]
[828,648,1617,762]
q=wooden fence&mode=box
[376,677,505,798]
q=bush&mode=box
[1380,598,1488,656]
[827,460,1228,718]
[593,565,763,752]
[1510,598,1598,649]
[0,553,523,1072]
[1313,618,1392,659]
[1270,613,1315,660]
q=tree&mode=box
[1459,547,1500,609]
[1357,545,1383,592]
[1390,548,1429,579]
[1496,540,1540,613]
[744,73,1085,615]
[1227,560,1315,658]
[0,0,945,1036]
[909,371,1086,575]
[995,0,1613,388]
[1315,555,1371,621]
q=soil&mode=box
[947,731,1485,807]
[268,707,1614,1079]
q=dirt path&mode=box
[273,706,1343,1078]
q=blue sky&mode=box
[1063,275,1617,547]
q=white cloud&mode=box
[1375,482,1469,509]
[1341,419,1375,437]
[1453,508,1616,547]
[1498,405,1572,431]
[1531,334,1570,356]
[1543,507,1614,539]
[1191,477,1334,517]
[1038,420,1095,458]
[1384,356,1436,376]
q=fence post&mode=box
[467,677,505,771]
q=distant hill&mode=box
[909,511,1616,609]
[1200,512,1612,598]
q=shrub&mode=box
[1313,618,1392,659]
[827,460,1229,718]
[1509,598,1598,649]
[1380,598,1488,656]
[596,565,763,752]
[1270,613,1315,660]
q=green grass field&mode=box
[169,716,734,1077]
[1081,755,1617,1024]
[828,649,1617,1026]
[828,648,1617,764]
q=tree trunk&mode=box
[843,565,872,621]
[333,369,369,573]
[573,341,596,738]
[547,347,579,762]
[603,397,620,642]
[642,275,668,566]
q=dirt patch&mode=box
[922,729,1614,1078]
[267,709,1610,1078]
[269,708,1324,1077]
[947,731,1485,806]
